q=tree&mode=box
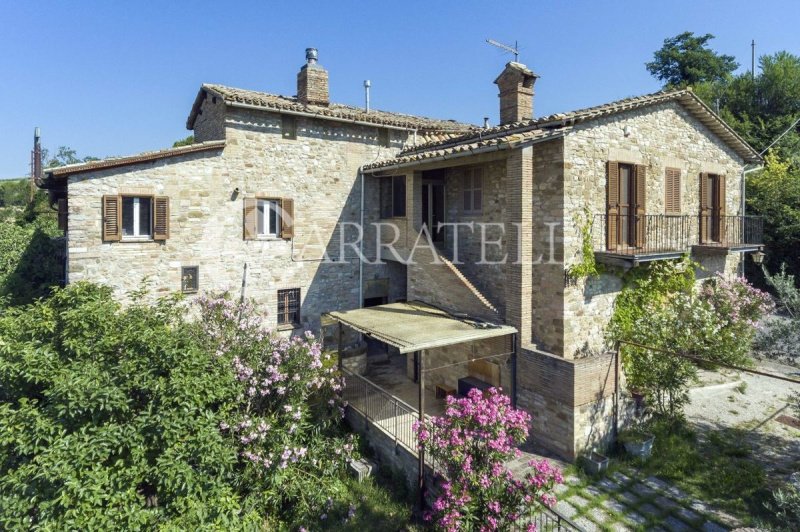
[646,32,738,88]
[44,146,99,168]
[0,284,360,529]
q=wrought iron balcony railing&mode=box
[592,214,763,257]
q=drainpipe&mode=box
[359,167,365,308]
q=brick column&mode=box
[504,147,534,349]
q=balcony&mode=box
[592,214,763,265]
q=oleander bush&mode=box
[609,257,773,417]
[414,388,562,531]
[0,282,358,530]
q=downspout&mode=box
[359,167,365,308]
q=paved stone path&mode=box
[508,451,741,531]
[551,470,738,531]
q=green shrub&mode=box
[0,283,359,529]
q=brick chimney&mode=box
[494,62,538,125]
[297,48,329,106]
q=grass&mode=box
[619,417,773,526]
[320,465,419,531]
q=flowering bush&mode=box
[0,284,360,530]
[197,295,357,524]
[610,259,774,417]
[414,388,562,531]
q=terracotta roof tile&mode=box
[45,140,226,178]
[399,89,761,163]
[188,84,476,133]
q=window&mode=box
[282,115,297,139]
[380,176,406,218]
[378,128,390,147]
[463,167,483,213]
[664,168,681,214]
[122,196,153,239]
[277,288,301,326]
[102,195,169,242]
[181,266,199,293]
[257,199,282,237]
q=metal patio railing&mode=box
[592,214,763,256]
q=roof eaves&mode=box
[45,140,226,179]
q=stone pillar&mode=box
[505,147,534,349]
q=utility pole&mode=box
[751,39,756,82]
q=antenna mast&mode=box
[486,38,519,62]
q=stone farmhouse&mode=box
[40,49,763,464]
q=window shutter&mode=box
[606,161,619,250]
[699,172,710,243]
[280,198,294,239]
[102,195,121,241]
[634,165,647,247]
[57,198,68,232]
[717,175,726,243]
[665,168,681,214]
[243,198,257,240]
[153,196,170,240]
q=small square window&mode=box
[121,196,153,239]
[378,128,390,147]
[277,288,301,326]
[181,266,199,293]
[282,115,297,140]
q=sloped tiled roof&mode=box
[362,128,570,172]
[398,88,761,163]
[44,140,226,178]
[187,84,476,133]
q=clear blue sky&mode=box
[1,0,798,178]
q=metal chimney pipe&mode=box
[483,117,490,129]
[305,47,318,64]
[364,80,371,113]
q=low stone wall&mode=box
[344,407,435,494]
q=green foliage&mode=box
[0,284,368,530]
[630,417,769,523]
[0,179,29,209]
[567,208,602,281]
[172,135,195,148]
[0,213,62,305]
[44,146,99,168]
[756,263,800,363]
[766,482,800,530]
[646,32,738,88]
[747,154,800,282]
[608,258,772,417]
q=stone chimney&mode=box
[494,62,538,125]
[297,48,329,106]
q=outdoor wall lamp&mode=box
[751,250,766,265]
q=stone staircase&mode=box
[407,243,499,321]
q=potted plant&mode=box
[582,450,610,475]
[618,427,655,459]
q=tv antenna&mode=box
[486,38,519,62]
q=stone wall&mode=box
[561,101,746,358]
[192,93,226,142]
[66,106,409,334]
[442,159,508,316]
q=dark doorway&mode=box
[363,296,389,356]
[422,182,446,244]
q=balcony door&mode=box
[700,173,725,244]
[607,162,646,251]
[421,182,445,244]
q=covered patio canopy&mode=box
[327,301,517,354]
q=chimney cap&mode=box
[305,48,318,64]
